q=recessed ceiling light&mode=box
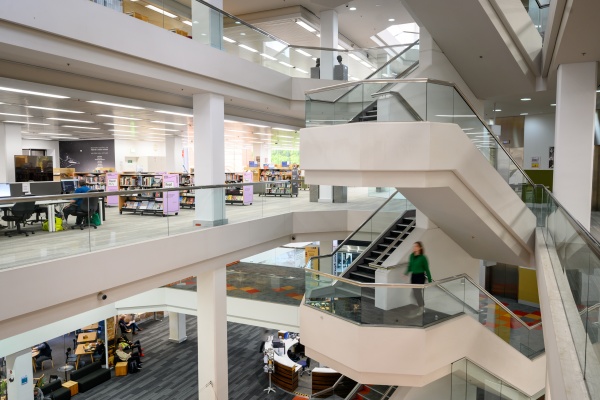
[246,123,269,128]
[182,20,192,26]
[349,54,361,61]
[151,121,187,126]
[37,133,71,136]
[87,101,144,109]
[349,6,357,10]
[25,106,84,113]
[110,129,138,132]
[4,121,49,125]
[0,87,69,99]
[520,113,529,115]
[274,127,295,132]
[150,128,179,132]
[296,68,308,74]
[260,53,277,61]
[295,49,312,57]
[240,32,246,36]
[279,61,293,68]
[278,135,294,138]
[253,132,272,136]
[388,18,395,22]
[550,103,556,106]
[0,112,32,117]
[145,5,177,18]
[104,123,138,127]
[47,118,94,123]
[62,125,100,129]
[520,98,531,101]
[227,129,250,133]
[97,114,142,120]
[155,110,193,118]
[296,20,316,32]
[223,36,236,43]
[435,115,477,118]
[493,109,502,112]
[239,44,259,53]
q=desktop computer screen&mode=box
[61,179,78,194]
[29,181,62,196]
[0,183,11,198]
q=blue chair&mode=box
[298,358,311,376]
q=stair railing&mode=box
[368,218,416,267]
[309,374,347,399]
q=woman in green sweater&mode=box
[405,241,432,311]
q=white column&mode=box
[0,123,22,182]
[318,185,333,203]
[193,93,227,226]
[197,267,228,400]
[6,349,34,400]
[165,136,183,173]
[168,312,187,343]
[320,240,335,275]
[191,0,223,49]
[554,62,597,230]
[320,10,338,80]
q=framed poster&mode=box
[531,156,540,169]
[549,147,554,168]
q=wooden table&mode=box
[62,380,79,396]
[77,332,97,343]
[82,323,99,331]
[31,349,39,372]
[75,344,95,370]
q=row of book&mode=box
[122,201,164,211]
[180,197,195,205]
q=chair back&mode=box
[79,197,99,214]
[11,201,36,220]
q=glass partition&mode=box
[521,0,551,37]
[451,358,535,399]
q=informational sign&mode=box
[305,246,319,270]
[531,156,540,169]
[59,140,115,171]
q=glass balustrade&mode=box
[451,358,535,400]
[84,0,418,81]
[521,0,550,37]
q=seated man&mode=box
[32,342,52,369]
[93,339,106,364]
[62,181,91,225]
[118,336,144,357]
[118,315,142,335]
[115,343,142,373]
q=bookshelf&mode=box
[118,173,180,216]
[74,172,107,191]
[225,171,253,205]
[179,173,194,209]
[259,167,299,197]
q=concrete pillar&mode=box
[6,349,34,400]
[191,0,223,49]
[197,267,228,400]
[165,136,183,173]
[319,10,338,80]
[320,240,335,275]
[0,123,22,182]
[318,185,333,203]
[193,93,227,226]
[554,62,597,229]
[168,312,187,343]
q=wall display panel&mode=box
[59,140,116,172]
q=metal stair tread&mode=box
[350,271,376,281]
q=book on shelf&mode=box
[147,200,155,210]
[138,201,149,210]
[154,202,163,210]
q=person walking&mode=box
[405,241,432,316]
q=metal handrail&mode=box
[304,267,542,331]
[288,42,418,53]
[309,374,346,399]
[0,180,290,205]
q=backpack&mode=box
[128,359,140,373]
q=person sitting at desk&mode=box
[295,339,305,357]
[93,339,106,364]
[287,348,300,362]
[32,342,52,369]
[62,181,91,225]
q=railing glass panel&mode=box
[451,358,535,400]
[521,0,550,37]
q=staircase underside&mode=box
[300,122,536,266]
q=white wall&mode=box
[524,114,555,170]
[21,139,60,168]
[115,139,166,172]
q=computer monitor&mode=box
[9,183,24,197]
[61,179,78,194]
[29,181,62,196]
[0,183,11,198]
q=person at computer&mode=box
[62,180,91,225]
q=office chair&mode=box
[71,197,99,230]
[65,348,77,367]
[299,357,311,376]
[41,350,54,370]
[2,200,36,237]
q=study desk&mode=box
[264,337,301,392]
[82,323,99,331]
[75,344,95,370]
[77,332,97,343]
[0,200,70,232]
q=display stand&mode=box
[119,173,180,216]
[106,173,119,206]
[264,348,276,394]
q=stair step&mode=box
[357,264,377,271]
[350,271,376,282]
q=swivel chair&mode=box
[71,197,99,230]
[299,357,311,376]
[2,200,36,237]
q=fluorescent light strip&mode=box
[110,129,138,133]
[296,68,308,74]
[360,61,372,68]
[26,106,84,114]
[349,54,361,61]
[434,115,477,118]
[295,49,312,57]
[47,118,94,123]
[296,20,316,33]
[239,44,259,53]
[145,5,177,18]
[260,53,277,61]
[38,133,71,136]
[223,36,236,43]
[253,132,272,136]
[150,128,179,132]
[273,127,295,132]
[227,129,251,133]
[0,87,69,99]
[4,121,49,125]
[62,125,100,130]
[151,121,187,126]
[0,112,32,117]
[97,114,142,121]
[246,123,269,128]
[87,101,144,110]
[183,20,192,26]
[104,123,138,127]
[279,61,293,68]
[278,135,294,138]
[155,110,193,118]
